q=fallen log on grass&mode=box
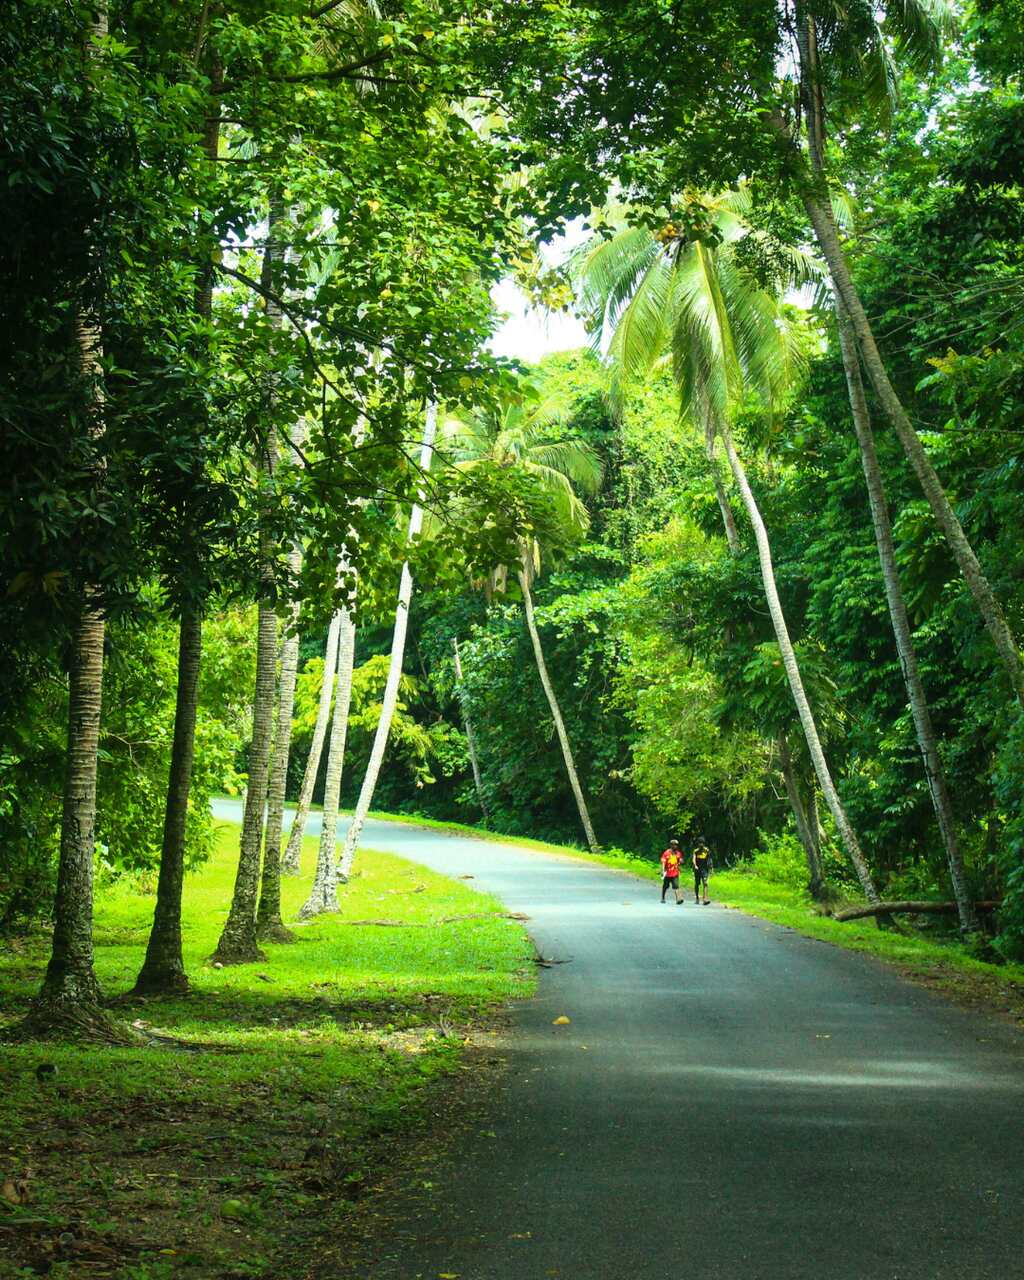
[832,899,1001,923]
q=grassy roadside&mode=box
[0,826,534,1279]
[358,808,1024,1023]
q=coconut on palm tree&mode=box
[440,384,605,854]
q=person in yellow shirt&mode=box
[692,837,712,905]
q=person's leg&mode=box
[673,875,683,904]
[702,871,710,903]
[693,869,701,902]
[661,875,670,902]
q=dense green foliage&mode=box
[3,0,1024,995]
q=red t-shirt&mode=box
[661,849,683,877]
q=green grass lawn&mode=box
[0,825,534,1279]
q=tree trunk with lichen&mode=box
[213,193,287,964]
[300,608,355,917]
[256,418,308,940]
[282,612,342,875]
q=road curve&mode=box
[213,801,1024,1278]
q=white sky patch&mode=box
[488,218,591,364]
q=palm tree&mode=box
[300,604,356,916]
[573,193,880,901]
[213,194,289,965]
[441,387,605,854]
[133,58,223,995]
[281,611,342,875]
[255,418,307,942]
[337,403,438,881]
[36,8,111,1026]
[452,636,489,818]
[784,11,983,928]
[786,0,1024,705]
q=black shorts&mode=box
[694,864,709,885]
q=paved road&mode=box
[214,801,1024,1278]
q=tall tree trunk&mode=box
[706,413,819,875]
[452,636,489,819]
[41,602,106,1008]
[705,419,741,553]
[778,733,825,899]
[213,194,287,963]
[133,610,202,993]
[256,418,308,940]
[338,404,438,879]
[282,611,342,874]
[835,304,979,933]
[518,568,601,854]
[38,10,110,1017]
[717,417,880,902]
[300,607,355,916]
[134,73,221,994]
[788,52,1024,704]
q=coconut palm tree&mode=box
[452,636,489,818]
[440,387,604,854]
[336,403,438,881]
[213,194,290,965]
[785,0,1024,706]
[573,193,880,901]
[281,612,342,875]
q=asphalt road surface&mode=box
[213,800,1024,1278]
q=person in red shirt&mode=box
[660,839,685,904]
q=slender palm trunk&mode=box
[718,418,880,902]
[133,610,202,993]
[778,733,825,899]
[452,637,489,819]
[213,196,286,963]
[300,608,355,916]
[338,405,438,879]
[835,305,979,932]
[39,17,109,1009]
[282,611,342,874]
[705,419,741,553]
[42,601,105,1006]
[255,606,300,940]
[256,417,308,939]
[789,28,1024,704]
[706,415,819,881]
[134,88,221,993]
[518,569,600,854]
